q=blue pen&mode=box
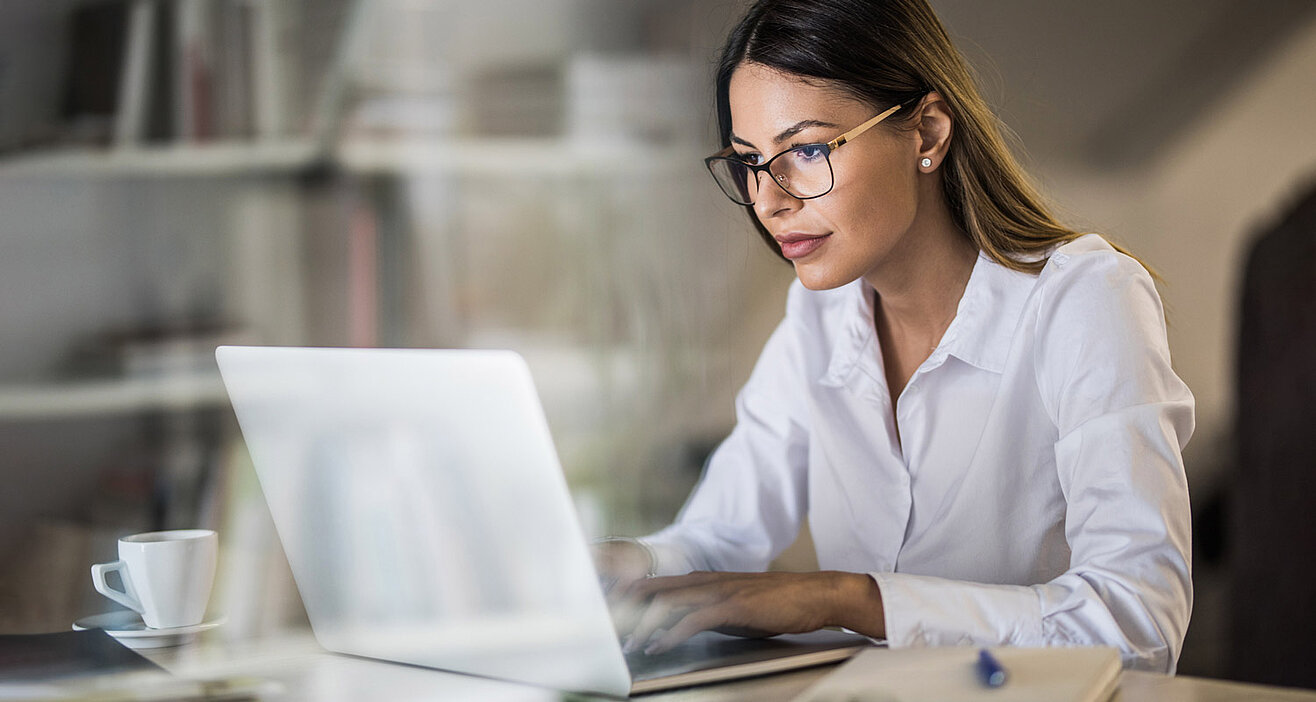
[976,648,1008,687]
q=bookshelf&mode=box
[0,0,730,424]
[0,0,738,566]
[0,0,714,426]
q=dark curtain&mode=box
[1229,179,1316,688]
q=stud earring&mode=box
[920,157,932,168]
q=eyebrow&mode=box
[729,119,841,149]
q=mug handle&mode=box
[91,560,143,614]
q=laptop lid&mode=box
[216,346,632,697]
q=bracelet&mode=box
[593,536,657,578]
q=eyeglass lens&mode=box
[709,145,834,205]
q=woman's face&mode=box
[728,62,924,290]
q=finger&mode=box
[614,576,720,636]
[608,591,649,636]
[625,592,696,653]
[623,599,672,653]
[645,607,727,655]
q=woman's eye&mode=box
[736,153,762,166]
[793,144,827,162]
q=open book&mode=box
[793,645,1121,702]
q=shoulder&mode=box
[1029,235,1182,425]
[1033,234,1162,325]
[1040,233,1156,294]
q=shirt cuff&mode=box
[869,571,1044,648]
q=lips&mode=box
[775,233,830,260]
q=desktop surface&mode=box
[130,630,1316,702]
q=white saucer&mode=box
[73,611,225,649]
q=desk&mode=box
[645,666,1316,702]
[139,633,1316,702]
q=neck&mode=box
[864,202,977,337]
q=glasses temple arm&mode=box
[827,95,925,150]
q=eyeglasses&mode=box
[704,95,922,206]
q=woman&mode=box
[598,0,1193,673]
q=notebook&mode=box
[793,645,1122,702]
[215,346,869,697]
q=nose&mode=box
[752,170,801,220]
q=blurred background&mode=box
[0,0,1313,687]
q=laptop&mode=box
[215,346,869,697]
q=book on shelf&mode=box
[249,0,293,139]
[63,1,130,146]
[108,0,349,148]
[113,0,152,146]
[21,0,356,158]
[113,0,175,145]
[175,0,215,141]
[214,0,255,139]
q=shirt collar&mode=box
[822,252,1035,386]
[935,252,1036,374]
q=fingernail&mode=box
[644,641,663,656]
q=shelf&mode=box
[0,137,706,179]
[0,140,323,179]
[336,136,707,177]
[0,373,229,420]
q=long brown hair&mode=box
[716,0,1141,274]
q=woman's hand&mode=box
[591,538,654,597]
[613,570,885,655]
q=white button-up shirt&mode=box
[643,234,1194,673]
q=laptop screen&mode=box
[217,346,632,696]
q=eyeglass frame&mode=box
[703,92,927,205]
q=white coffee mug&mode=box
[91,529,217,629]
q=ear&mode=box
[913,92,953,171]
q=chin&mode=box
[794,261,858,291]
